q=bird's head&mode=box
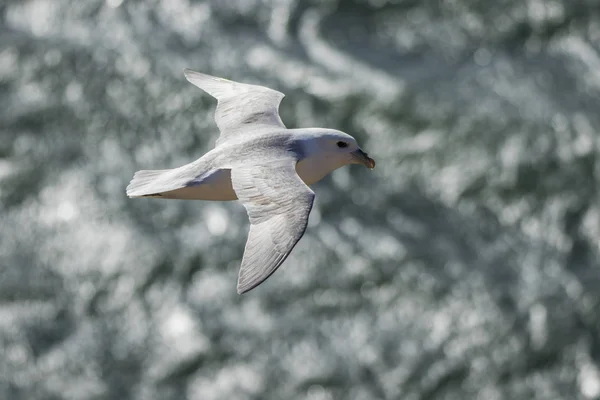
[298,129,376,170]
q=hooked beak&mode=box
[351,149,376,169]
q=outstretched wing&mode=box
[184,69,286,146]
[230,159,315,294]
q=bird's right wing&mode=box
[230,159,315,294]
[184,69,286,146]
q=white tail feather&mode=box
[126,169,172,198]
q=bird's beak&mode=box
[351,149,376,169]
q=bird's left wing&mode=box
[230,159,315,294]
[184,69,286,147]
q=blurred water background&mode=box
[2,0,600,399]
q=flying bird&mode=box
[126,70,375,294]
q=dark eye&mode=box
[336,141,348,148]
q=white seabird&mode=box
[127,69,376,294]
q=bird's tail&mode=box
[126,169,173,198]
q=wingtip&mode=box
[183,68,198,80]
[236,283,250,295]
[184,68,214,83]
[184,69,235,84]
[237,275,262,294]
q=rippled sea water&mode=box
[2,0,600,399]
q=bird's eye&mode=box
[336,141,348,148]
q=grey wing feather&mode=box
[183,69,286,146]
[230,160,315,294]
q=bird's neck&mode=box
[295,153,345,186]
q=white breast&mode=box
[295,155,343,186]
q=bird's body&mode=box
[129,128,355,201]
[127,70,375,294]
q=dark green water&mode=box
[1,0,600,399]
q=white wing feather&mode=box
[184,69,286,146]
[230,160,315,294]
